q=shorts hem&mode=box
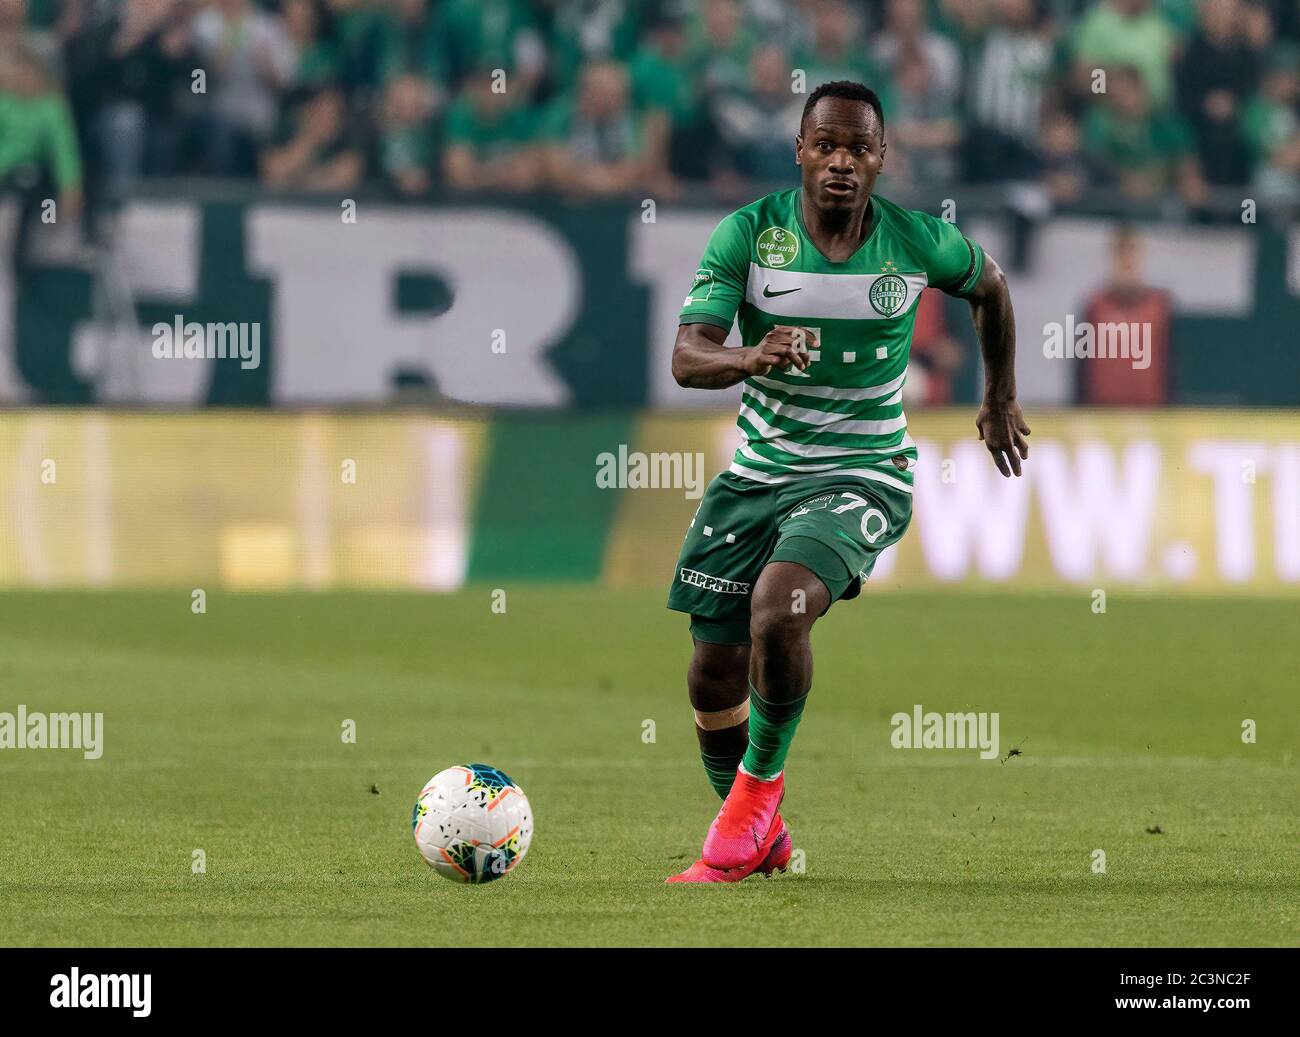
[687,615,751,645]
[768,535,855,601]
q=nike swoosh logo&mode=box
[762,285,802,298]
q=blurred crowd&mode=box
[4,0,1300,223]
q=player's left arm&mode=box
[963,252,1031,478]
[920,215,1029,483]
[921,213,1031,477]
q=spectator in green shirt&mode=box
[321,0,389,97]
[793,0,888,110]
[888,39,962,187]
[378,0,447,87]
[439,0,544,98]
[379,72,439,197]
[1242,47,1300,203]
[541,0,641,97]
[374,0,448,197]
[687,0,757,99]
[1071,0,1180,111]
[1082,65,1207,204]
[442,70,543,193]
[542,59,647,198]
[284,0,341,91]
[628,9,695,121]
[712,42,803,193]
[627,9,707,187]
[0,46,82,222]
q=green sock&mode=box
[697,711,749,798]
[701,749,744,798]
[741,683,808,779]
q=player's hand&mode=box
[742,326,818,376]
[976,398,1031,477]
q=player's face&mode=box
[795,99,885,213]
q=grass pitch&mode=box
[0,588,1295,947]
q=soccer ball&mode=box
[411,763,534,883]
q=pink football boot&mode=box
[665,814,791,883]
[701,767,784,871]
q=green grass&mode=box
[0,588,1295,947]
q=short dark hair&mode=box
[800,81,885,138]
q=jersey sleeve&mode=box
[678,212,751,331]
[916,211,985,297]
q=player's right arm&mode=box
[671,211,813,389]
[672,323,813,388]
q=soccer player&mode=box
[665,81,1030,883]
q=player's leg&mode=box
[696,480,912,874]
[664,473,795,882]
[697,561,828,872]
[743,560,830,778]
[670,629,793,882]
[665,472,774,797]
[686,635,751,799]
[741,482,912,784]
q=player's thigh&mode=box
[667,472,778,644]
[748,560,831,644]
[768,480,913,609]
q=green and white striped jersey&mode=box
[679,188,984,492]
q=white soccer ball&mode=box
[411,764,534,883]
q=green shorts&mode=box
[666,471,913,644]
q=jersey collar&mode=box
[794,189,882,265]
